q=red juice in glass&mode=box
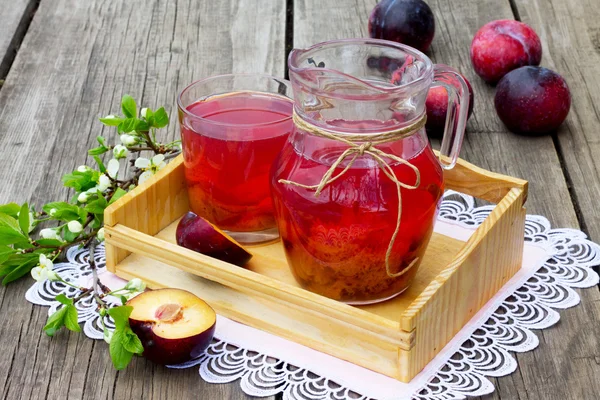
[178,75,293,243]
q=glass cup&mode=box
[177,74,294,244]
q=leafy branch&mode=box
[0,95,180,369]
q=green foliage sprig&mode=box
[0,95,180,370]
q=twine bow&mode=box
[279,112,427,278]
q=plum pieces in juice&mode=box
[271,141,443,303]
[182,92,293,232]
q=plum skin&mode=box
[425,70,474,137]
[470,19,542,83]
[129,319,215,365]
[176,211,252,267]
[494,66,571,135]
[368,0,436,52]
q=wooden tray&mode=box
[104,155,527,382]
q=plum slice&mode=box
[176,211,253,267]
[128,288,216,365]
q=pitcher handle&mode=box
[432,65,471,170]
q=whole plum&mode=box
[368,0,436,52]
[470,20,542,83]
[494,66,571,135]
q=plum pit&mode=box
[155,303,183,322]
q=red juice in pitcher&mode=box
[271,131,444,303]
[180,91,293,234]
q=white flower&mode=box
[49,208,57,216]
[40,254,53,269]
[103,329,113,344]
[136,154,167,184]
[31,267,47,282]
[77,192,89,203]
[140,108,149,119]
[106,159,120,179]
[138,172,152,185]
[125,278,146,292]
[113,145,129,160]
[67,220,83,233]
[120,134,137,146]
[47,270,61,282]
[31,254,54,282]
[97,174,111,192]
[77,165,90,173]
[40,228,62,241]
[97,227,105,242]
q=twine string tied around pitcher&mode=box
[279,111,426,278]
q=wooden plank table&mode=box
[0,0,598,399]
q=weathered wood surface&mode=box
[0,0,599,398]
[295,0,599,399]
[0,0,36,78]
[424,1,600,397]
[508,1,600,398]
[0,0,285,399]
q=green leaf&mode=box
[97,136,107,146]
[0,203,21,218]
[85,196,108,215]
[99,116,124,126]
[0,245,15,264]
[93,156,107,173]
[143,108,154,125]
[119,118,136,133]
[0,263,13,277]
[121,95,137,119]
[153,107,169,128]
[63,228,80,243]
[121,329,144,354]
[18,203,29,236]
[62,170,98,192]
[91,214,103,229]
[0,212,20,231]
[43,202,82,222]
[44,306,68,336]
[64,305,81,332]
[120,295,127,305]
[109,329,134,370]
[107,305,133,330]
[55,294,74,306]
[88,146,108,156]
[1,256,38,284]
[0,226,27,245]
[134,119,149,132]
[109,188,127,205]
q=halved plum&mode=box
[127,288,216,365]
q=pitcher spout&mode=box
[287,39,434,129]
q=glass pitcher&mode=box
[270,39,470,304]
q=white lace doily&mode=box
[25,191,600,400]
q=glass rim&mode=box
[177,73,293,128]
[288,38,434,94]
